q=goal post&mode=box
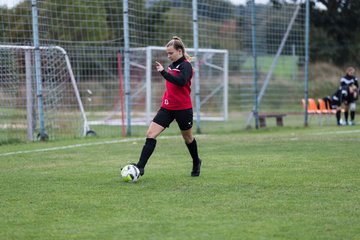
[131,46,228,125]
[0,45,93,142]
[87,47,228,129]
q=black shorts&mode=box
[345,93,358,104]
[152,107,193,130]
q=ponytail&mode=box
[166,36,193,62]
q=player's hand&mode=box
[155,61,164,72]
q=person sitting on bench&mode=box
[320,84,358,126]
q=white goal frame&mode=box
[132,46,229,124]
[0,45,91,140]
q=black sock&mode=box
[351,111,355,121]
[137,138,157,168]
[345,111,349,122]
[186,138,200,165]
[336,110,341,124]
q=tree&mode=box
[0,1,32,44]
[40,0,111,44]
[310,0,360,65]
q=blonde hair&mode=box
[346,66,355,75]
[166,36,192,62]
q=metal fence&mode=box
[0,0,307,142]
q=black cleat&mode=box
[191,159,202,177]
[131,163,144,176]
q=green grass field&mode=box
[242,55,298,78]
[1,125,359,239]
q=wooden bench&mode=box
[258,114,287,128]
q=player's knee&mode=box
[145,122,165,138]
[146,130,157,139]
[182,134,193,144]
[146,128,159,139]
[350,103,356,111]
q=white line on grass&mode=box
[0,136,180,157]
[309,129,360,135]
[1,129,358,157]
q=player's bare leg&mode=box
[146,122,165,139]
[350,103,356,125]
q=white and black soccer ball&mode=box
[120,164,140,182]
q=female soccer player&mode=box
[133,36,202,177]
[340,67,359,125]
[322,84,358,126]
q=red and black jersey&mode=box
[159,56,193,110]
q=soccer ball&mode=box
[120,164,140,182]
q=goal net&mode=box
[0,45,91,142]
[89,46,228,127]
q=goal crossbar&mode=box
[133,46,228,124]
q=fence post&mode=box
[304,0,310,127]
[245,4,301,128]
[146,47,152,125]
[123,0,131,135]
[25,50,34,141]
[192,0,201,134]
[250,0,259,129]
[31,0,47,140]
